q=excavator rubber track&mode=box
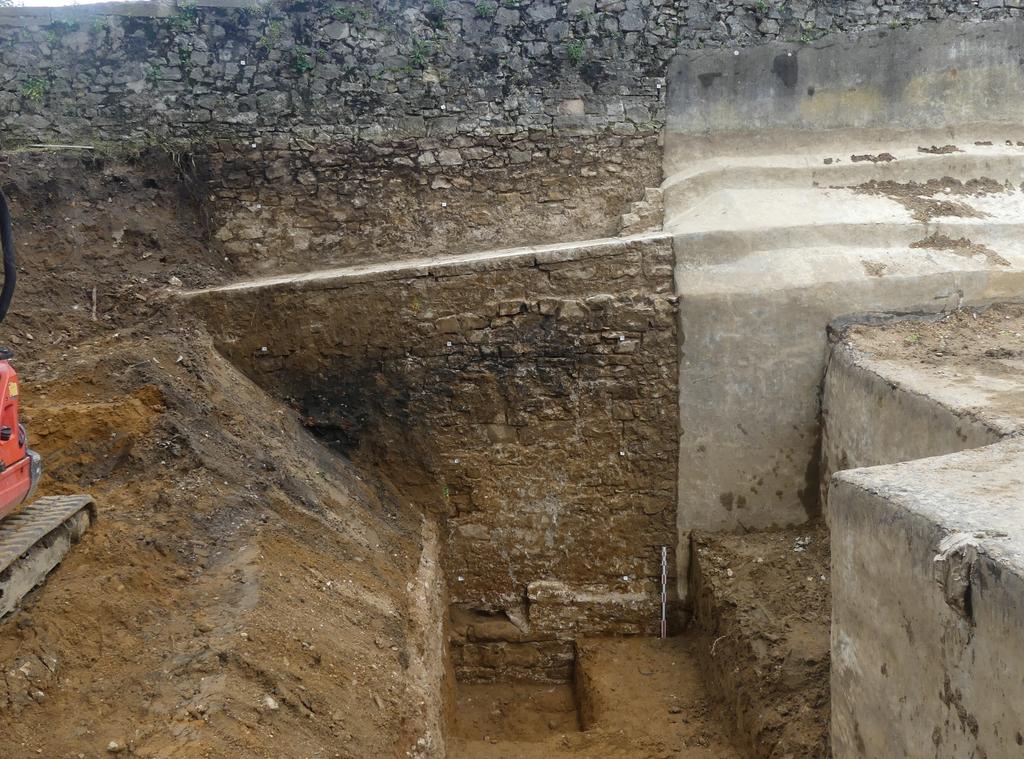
[0,494,95,618]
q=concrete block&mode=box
[820,339,1004,515]
[831,441,1024,758]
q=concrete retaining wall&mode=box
[820,338,1004,515]
[824,308,1024,757]
[831,442,1024,758]
[666,22,1024,587]
[674,258,1024,595]
[665,19,1024,159]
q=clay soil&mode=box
[691,523,832,758]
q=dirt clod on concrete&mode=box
[910,233,1010,267]
[847,176,1007,222]
[849,152,896,163]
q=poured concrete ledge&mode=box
[184,232,673,298]
[831,441,1024,758]
[822,307,1024,512]
[825,306,1024,756]
[821,339,1008,512]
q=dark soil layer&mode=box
[690,523,831,758]
[845,302,1024,366]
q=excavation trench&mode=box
[183,232,839,758]
[184,227,1024,758]
[7,11,1024,758]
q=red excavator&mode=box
[0,191,94,618]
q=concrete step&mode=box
[663,141,1024,227]
[674,219,1024,267]
[669,183,1024,235]
[676,241,1024,292]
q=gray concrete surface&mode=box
[831,440,1024,758]
[663,144,1024,228]
[674,237,1024,592]
[820,334,1023,516]
[663,21,1024,596]
[665,20,1024,152]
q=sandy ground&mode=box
[450,636,741,759]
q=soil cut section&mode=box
[0,151,445,758]
[690,523,831,758]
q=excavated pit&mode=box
[183,234,839,758]
[8,14,1024,759]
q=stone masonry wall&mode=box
[203,131,662,273]
[3,0,1020,145]
[4,1,1023,273]
[188,235,678,681]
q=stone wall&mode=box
[186,234,679,681]
[203,131,661,273]
[2,0,1020,145]
[4,1,1023,272]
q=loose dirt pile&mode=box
[909,233,1009,267]
[0,151,442,758]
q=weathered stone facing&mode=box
[188,235,679,681]
[202,131,661,272]
[4,1,1020,271]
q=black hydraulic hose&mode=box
[0,191,16,326]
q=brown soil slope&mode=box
[0,152,442,758]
